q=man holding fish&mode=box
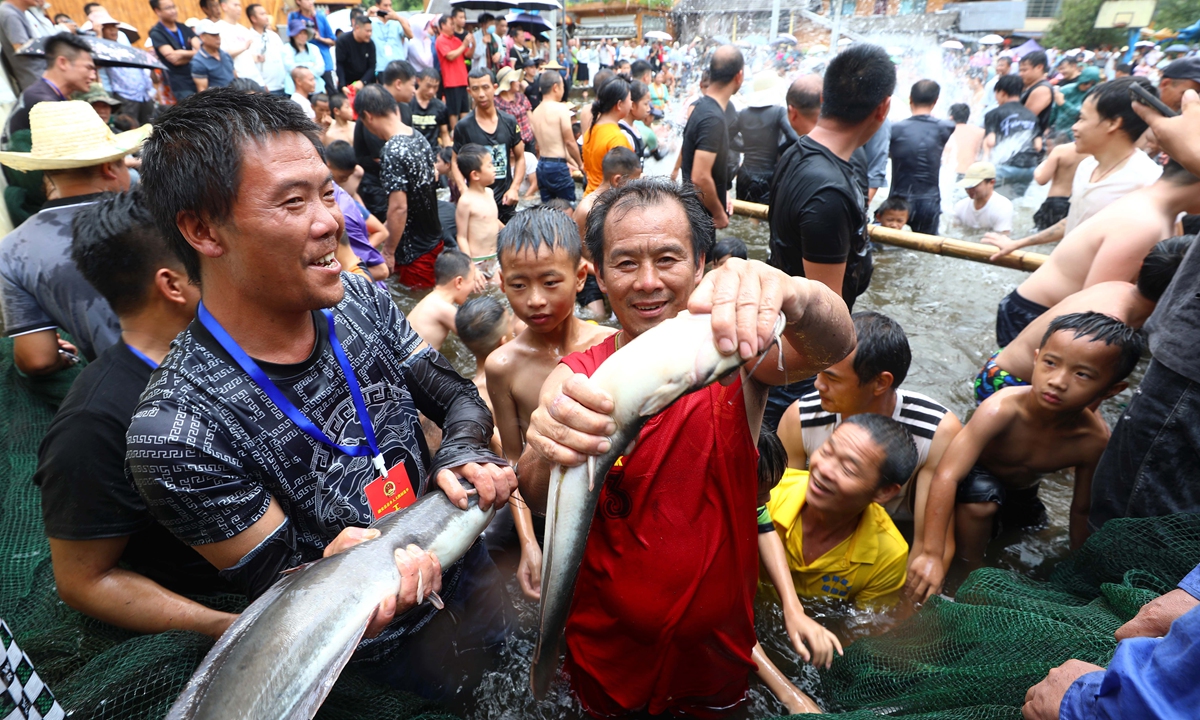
[518,178,856,717]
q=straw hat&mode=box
[746,73,784,108]
[496,66,519,91]
[0,101,151,172]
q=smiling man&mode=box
[517,178,855,717]
[129,89,515,700]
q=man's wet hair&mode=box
[539,69,562,94]
[353,83,397,116]
[542,197,574,213]
[71,190,182,316]
[586,177,712,275]
[840,413,918,488]
[592,68,615,91]
[630,59,652,82]
[786,76,821,114]
[712,237,747,263]
[876,195,910,216]
[46,32,91,64]
[456,143,490,178]
[995,74,1024,98]
[1021,50,1048,71]
[756,430,788,500]
[820,43,896,124]
[497,205,582,265]
[312,92,328,106]
[437,146,454,165]
[325,139,356,171]
[417,67,439,84]
[850,311,911,389]
[230,77,266,93]
[380,59,415,86]
[468,66,495,83]
[328,93,347,112]
[434,248,472,285]
[1115,62,1132,75]
[1137,235,1195,302]
[141,88,323,281]
[1058,55,1079,68]
[1086,77,1153,142]
[601,146,640,180]
[709,45,744,85]
[1040,311,1145,384]
[910,79,939,106]
[456,295,508,357]
[949,102,970,123]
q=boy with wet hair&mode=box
[406,249,476,350]
[908,312,1146,601]
[711,236,748,267]
[485,206,615,599]
[874,196,911,231]
[455,294,513,409]
[574,146,641,316]
[455,142,503,287]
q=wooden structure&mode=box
[731,200,1048,272]
[566,0,673,42]
[49,0,293,39]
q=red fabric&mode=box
[559,334,759,718]
[435,34,468,88]
[395,241,443,289]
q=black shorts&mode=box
[442,85,470,115]
[995,288,1049,348]
[577,272,604,307]
[1033,196,1070,231]
[956,465,1048,533]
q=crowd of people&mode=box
[0,2,1199,718]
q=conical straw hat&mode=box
[0,101,151,172]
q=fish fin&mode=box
[587,455,597,493]
[427,590,445,610]
[286,615,370,720]
[637,379,691,417]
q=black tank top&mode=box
[1020,80,1054,136]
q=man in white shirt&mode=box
[217,0,257,83]
[290,65,316,119]
[247,2,285,94]
[953,162,1013,233]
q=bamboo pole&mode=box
[731,200,1048,273]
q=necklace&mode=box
[1090,149,1137,184]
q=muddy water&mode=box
[392,159,1138,719]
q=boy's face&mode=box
[314,100,330,121]
[806,424,896,514]
[331,164,354,185]
[335,102,354,122]
[877,209,908,230]
[1031,330,1126,412]
[452,265,476,304]
[435,156,450,177]
[500,245,586,332]
[473,155,496,186]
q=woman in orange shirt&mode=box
[582,77,632,195]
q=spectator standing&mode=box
[289,66,316,119]
[190,20,235,92]
[597,38,613,69]
[680,45,743,229]
[90,9,153,125]
[282,18,325,94]
[149,0,198,102]
[0,0,45,91]
[335,14,376,90]
[288,0,335,95]
[411,68,450,148]
[352,59,415,220]
[494,66,534,154]
[246,3,285,95]
[888,79,955,235]
[369,0,411,74]
[435,13,470,129]
[216,0,255,84]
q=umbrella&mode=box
[645,30,672,42]
[18,35,164,70]
[1165,43,1189,52]
[505,11,551,32]
[941,40,964,50]
[1135,40,1156,47]
[454,0,561,10]
[979,34,1004,45]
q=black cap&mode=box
[1162,56,1200,82]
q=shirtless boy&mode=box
[908,312,1145,601]
[995,161,1200,346]
[1028,135,1085,233]
[531,71,585,203]
[323,94,356,146]
[455,143,503,287]
[945,103,984,176]
[574,146,641,317]
[455,294,514,410]
[406,249,476,350]
[485,206,615,598]
[975,236,1191,404]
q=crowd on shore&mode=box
[0,2,1200,718]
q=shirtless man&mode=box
[945,103,985,176]
[530,71,585,203]
[1028,136,1085,235]
[998,162,1200,346]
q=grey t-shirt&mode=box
[1145,237,1200,381]
[0,195,121,360]
[0,2,45,92]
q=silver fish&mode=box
[530,311,781,698]
[168,481,494,720]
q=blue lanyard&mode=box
[159,22,185,48]
[197,302,387,476]
[125,343,159,369]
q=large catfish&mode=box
[530,311,781,698]
[168,481,494,720]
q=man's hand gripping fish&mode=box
[531,310,785,698]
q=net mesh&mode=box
[0,334,1197,720]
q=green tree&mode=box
[1044,0,1127,48]
[1153,0,1200,32]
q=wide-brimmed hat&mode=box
[497,66,519,91]
[87,8,121,27]
[288,17,315,38]
[955,161,996,189]
[74,83,122,107]
[0,101,150,171]
[746,72,784,108]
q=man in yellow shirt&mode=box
[767,414,917,607]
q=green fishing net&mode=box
[0,334,1195,720]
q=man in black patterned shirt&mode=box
[129,88,515,699]
[354,84,444,289]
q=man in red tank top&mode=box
[516,178,856,717]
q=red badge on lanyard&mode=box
[363,455,417,520]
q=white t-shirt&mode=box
[954,192,1013,233]
[291,92,315,120]
[217,19,259,83]
[1064,151,1162,234]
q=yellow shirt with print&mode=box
[766,468,909,607]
